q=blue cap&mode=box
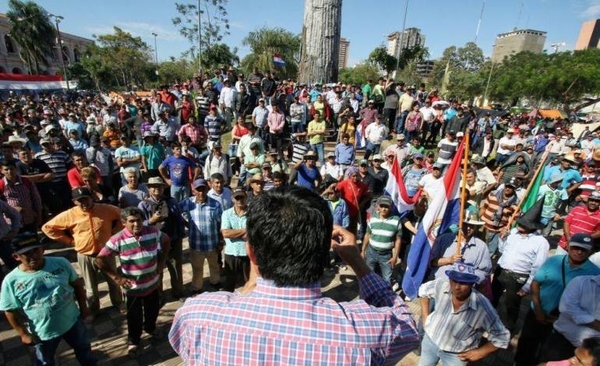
[192,178,208,189]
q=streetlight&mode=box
[151,32,159,80]
[48,13,70,91]
[393,0,410,79]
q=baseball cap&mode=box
[372,154,383,161]
[413,153,424,159]
[569,233,594,251]
[232,187,246,198]
[589,191,600,201]
[507,128,515,133]
[457,132,464,137]
[262,162,272,169]
[376,196,393,207]
[396,133,406,140]
[72,187,93,200]
[326,152,336,159]
[11,232,43,254]
[359,159,368,166]
[192,178,208,189]
[433,162,443,169]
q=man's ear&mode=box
[246,242,258,266]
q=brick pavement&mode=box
[0,238,528,366]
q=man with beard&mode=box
[556,191,600,255]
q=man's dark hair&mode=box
[0,158,16,168]
[121,206,143,221]
[582,337,600,366]
[210,173,224,181]
[71,151,85,160]
[171,141,182,149]
[247,187,333,287]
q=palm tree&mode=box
[241,27,301,79]
[7,0,56,74]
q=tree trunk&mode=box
[298,0,342,84]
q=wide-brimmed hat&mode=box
[549,172,564,185]
[147,177,167,187]
[248,173,264,184]
[463,211,484,226]
[445,262,479,283]
[3,136,26,146]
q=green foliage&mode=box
[488,49,600,110]
[158,58,196,84]
[339,64,380,85]
[240,27,301,79]
[201,43,239,70]
[172,0,229,65]
[368,46,397,76]
[430,42,485,88]
[7,0,56,74]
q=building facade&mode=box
[491,28,547,63]
[339,37,349,69]
[0,13,93,75]
[386,28,425,57]
[575,19,600,50]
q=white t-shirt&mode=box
[496,137,515,155]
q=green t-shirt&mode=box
[0,257,80,341]
[308,120,327,145]
[367,213,402,251]
[140,143,166,170]
[362,84,372,99]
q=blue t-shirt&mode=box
[161,155,197,187]
[533,255,600,314]
[296,163,321,190]
[543,166,582,190]
[404,168,426,197]
[0,257,80,341]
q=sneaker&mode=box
[127,344,138,358]
[392,282,401,292]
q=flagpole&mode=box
[456,133,470,255]
[507,151,550,227]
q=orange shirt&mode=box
[42,204,122,255]
[103,129,121,149]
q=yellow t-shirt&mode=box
[308,120,326,145]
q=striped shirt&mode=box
[1,176,41,226]
[100,226,168,297]
[35,150,71,182]
[180,197,222,252]
[419,278,510,353]
[558,206,600,250]
[169,272,420,365]
[367,213,401,251]
[481,191,518,232]
[204,115,222,141]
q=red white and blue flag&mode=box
[0,73,63,91]
[384,155,418,215]
[273,54,286,67]
[401,140,465,298]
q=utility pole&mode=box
[197,0,202,72]
[49,14,70,91]
[394,0,410,79]
[152,32,159,81]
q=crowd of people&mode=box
[0,69,599,365]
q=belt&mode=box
[370,245,393,254]
[501,268,528,279]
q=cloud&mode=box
[580,1,600,18]
[229,21,245,30]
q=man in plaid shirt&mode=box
[169,187,419,365]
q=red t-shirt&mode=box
[336,179,369,218]
[558,206,600,249]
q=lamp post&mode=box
[48,14,70,91]
[393,0,410,79]
[151,32,159,81]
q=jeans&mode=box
[487,231,501,255]
[223,254,250,292]
[270,132,284,160]
[364,245,393,284]
[171,185,190,203]
[291,121,304,134]
[491,266,526,332]
[364,141,380,161]
[311,142,325,163]
[34,318,97,366]
[126,289,160,345]
[419,333,466,366]
[396,111,409,135]
[496,153,511,167]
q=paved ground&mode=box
[0,235,536,366]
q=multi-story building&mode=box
[386,28,425,57]
[575,19,600,50]
[491,28,546,63]
[338,37,349,69]
[0,13,93,75]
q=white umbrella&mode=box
[432,100,450,109]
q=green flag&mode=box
[521,164,544,213]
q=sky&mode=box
[2,0,600,66]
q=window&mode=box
[5,35,15,53]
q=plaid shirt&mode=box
[178,123,207,147]
[179,196,222,252]
[169,272,419,365]
[1,176,41,226]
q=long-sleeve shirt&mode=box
[169,272,419,365]
[497,228,549,292]
[151,119,179,142]
[179,197,222,252]
[334,143,355,165]
[267,111,285,134]
[0,200,22,239]
[554,275,600,347]
[1,176,41,226]
[42,204,122,255]
[419,279,510,353]
[218,86,238,109]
